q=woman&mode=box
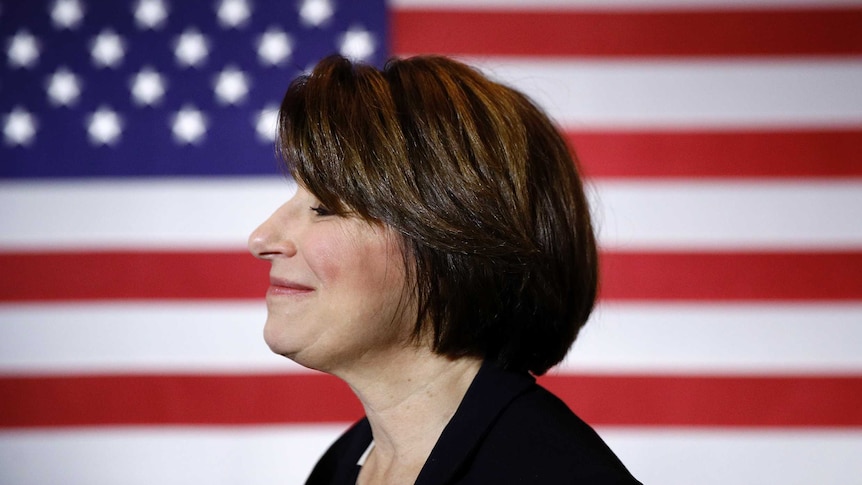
[249,55,641,485]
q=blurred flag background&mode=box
[2,0,861,483]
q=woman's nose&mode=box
[248,205,297,260]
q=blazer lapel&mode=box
[414,361,535,485]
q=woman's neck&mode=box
[341,350,482,485]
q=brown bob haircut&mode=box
[277,55,597,375]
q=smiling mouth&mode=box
[267,278,314,297]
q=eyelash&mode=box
[310,206,332,216]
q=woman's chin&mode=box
[263,329,326,371]
[263,322,300,357]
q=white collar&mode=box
[357,440,374,466]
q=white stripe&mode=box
[0,425,344,485]
[561,302,862,374]
[3,179,861,250]
[600,428,862,485]
[591,180,862,250]
[2,302,860,375]
[469,58,862,128]
[1,427,860,485]
[392,0,862,9]
[0,302,304,375]
[0,177,295,251]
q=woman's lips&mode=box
[267,277,314,296]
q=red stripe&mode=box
[538,374,862,427]
[392,7,862,57]
[2,251,861,301]
[601,251,862,301]
[1,373,859,428]
[570,129,862,179]
[0,374,360,428]
[0,251,268,301]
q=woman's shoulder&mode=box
[485,383,641,482]
[421,362,642,484]
[450,372,642,484]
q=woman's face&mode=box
[248,184,415,373]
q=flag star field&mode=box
[1,0,384,177]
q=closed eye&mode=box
[310,205,333,216]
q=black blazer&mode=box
[306,361,642,484]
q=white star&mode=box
[172,106,207,144]
[135,0,168,29]
[46,67,82,106]
[339,26,375,62]
[255,104,279,142]
[217,0,251,28]
[130,66,166,106]
[7,30,41,69]
[3,107,38,146]
[91,29,126,68]
[87,106,123,145]
[257,28,293,66]
[174,29,209,67]
[51,0,85,29]
[299,0,333,27]
[213,66,250,105]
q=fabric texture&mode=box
[305,361,642,484]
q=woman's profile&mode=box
[249,54,641,485]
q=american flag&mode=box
[1,0,861,483]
